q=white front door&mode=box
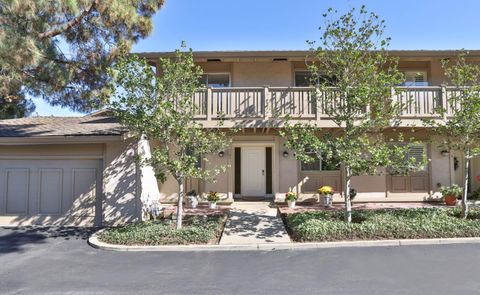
[241,147,266,196]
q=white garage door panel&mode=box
[39,169,63,214]
[0,159,101,226]
[71,169,96,217]
[5,169,29,214]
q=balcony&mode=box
[192,86,460,128]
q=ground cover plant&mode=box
[284,208,480,242]
[99,215,227,246]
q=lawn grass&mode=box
[284,208,480,242]
[98,214,227,246]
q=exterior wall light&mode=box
[218,151,225,157]
[440,150,450,157]
[283,151,289,158]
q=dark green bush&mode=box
[99,215,226,245]
[469,188,480,200]
[285,208,480,242]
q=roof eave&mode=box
[0,135,124,145]
[135,49,480,62]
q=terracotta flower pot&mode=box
[444,195,457,206]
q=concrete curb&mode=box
[88,230,480,252]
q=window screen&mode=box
[402,71,428,86]
[200,73,230,87]
[300,151,340,171]
[295,71,313,87]
[407,144,427,171]
[295,71,336,87]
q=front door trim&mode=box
[231,141,276,198]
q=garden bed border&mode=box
[89,229,480,252]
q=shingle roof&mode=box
[0,116,125,137]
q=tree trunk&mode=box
[461,153,470,219]
[176,179,184,229]
[344,165,352,223]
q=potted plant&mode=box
[285,191,298,208]
[185,190,198,209]
[318,186,334,207]
[206,191,220,209]
[440,184,462,206]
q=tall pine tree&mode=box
[0,0,164,118]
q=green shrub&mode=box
[470,187,480,201]
[285,208,480,242]
[99,215,226,245]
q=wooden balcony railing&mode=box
[192,86,463,127]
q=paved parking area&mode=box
[1,226,480,294]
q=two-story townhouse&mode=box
[138,50,480,204]
[1,50,479,226]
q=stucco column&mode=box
[137,136,161,219]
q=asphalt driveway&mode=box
[1,227,480,294]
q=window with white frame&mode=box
[402,71,429,86]
[200,73,230,87]
[294,70,336,87]
[300,151,340,171]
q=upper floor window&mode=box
[200,73,230,87]
[294,70,336,87]
[300,151,340,171]
[401,71,429,86]
[295,71,314,87]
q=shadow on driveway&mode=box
[0,227,94,254]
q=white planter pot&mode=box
[208,202,217,209]
[287,200,296,208]
[185,195,198,209]
[321,194,333,207]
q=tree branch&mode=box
[38,0,100,40]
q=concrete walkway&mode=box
[219,202,291,245]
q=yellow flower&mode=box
[318,186,334,195]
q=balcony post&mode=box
[316,88,322,125]
[206,87,212,121]
[263,85,271,119]
[390,86,398,116]
[441,85,448,120]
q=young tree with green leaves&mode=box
[424,53,480,218]
[0,0,164,118]
[281,6,425,222]
[110,47,231,229]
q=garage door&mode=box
[0,159,102,226]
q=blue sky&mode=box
[33,0,480,116]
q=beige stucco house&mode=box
[1,50,479,226]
